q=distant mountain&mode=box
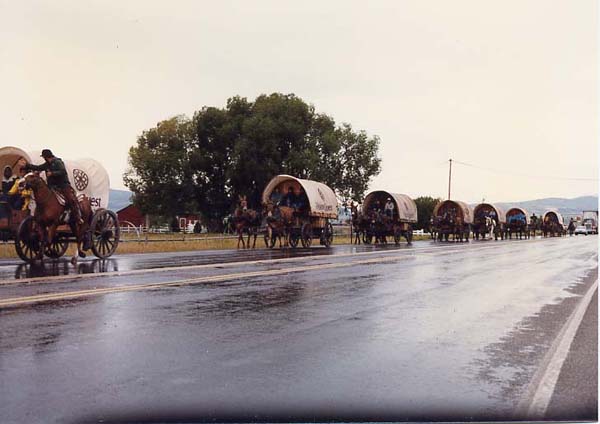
[494,196,598,217]
[108,189,132,211]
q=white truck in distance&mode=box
[582,210,598,234]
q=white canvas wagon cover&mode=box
[433,200,474,224]
[543,209,564,226]
[0,146,110,211]
[473,203,507,224]
[506,207,531,225]
[262,174,338,219]
[362,190,417,223]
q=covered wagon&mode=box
[262,175,338,248]
[505,207,531,239]
[359,190,417,244]
[432,200,473,242]
[472,203,506,240]
[0,146,119,262]
[541,209,565,237]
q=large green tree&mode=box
[124,93,382,227]
[123,115,196,218]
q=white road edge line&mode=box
[516,278,598,419]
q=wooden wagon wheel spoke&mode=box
[90,209,119,259]
[15,216,43,263]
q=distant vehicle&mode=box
[582,210,598,234]
[574,225,589,235]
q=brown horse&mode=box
[350,204,367,244]
[233,195,260,248]
[24,173,92,264]
[263,202,295,248]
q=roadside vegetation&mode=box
[0,231,432,258]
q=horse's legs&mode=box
[37,225,47,263]
[237,228,244,248]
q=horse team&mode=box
[232,175,338,249]
[423,200,566,243]
[233,176,574,249]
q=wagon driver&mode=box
[8,159,33,211]
[384,197,395,218]
[24,149,83,225]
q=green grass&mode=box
[0,231,433,259]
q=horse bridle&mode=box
[26,177,55,205]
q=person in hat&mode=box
[384,197,395,218]
[24,149,83,224]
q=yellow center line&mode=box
[0,254,416,308]
[0,240,543,308]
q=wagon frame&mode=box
[0,146,120,262]
[360,191,417,245]
[262,175,338,248]
[472,203,506,241]
[541,209,565,237]
[505,207,532,239]
[432,199,473,242]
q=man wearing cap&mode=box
[24,149,83,224]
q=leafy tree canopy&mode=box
[124,93,381,226]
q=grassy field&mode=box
[0,232,432,258]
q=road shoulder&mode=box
[544,288,598,420]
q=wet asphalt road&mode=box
[0,236,597,423]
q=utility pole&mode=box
[448,158,452,199]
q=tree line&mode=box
[124,93,382,229]
[124,92,441,231]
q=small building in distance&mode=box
[177,214,201,233]
[116,204,147,228]
[116,204,201,232]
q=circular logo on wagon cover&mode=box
[73,169,89,191]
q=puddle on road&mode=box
[11,259,119,279]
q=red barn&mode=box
[116,204,147,227]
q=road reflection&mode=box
[14,259,119,279]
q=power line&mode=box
[452,160,598,182]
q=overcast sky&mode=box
[1,1,597,202]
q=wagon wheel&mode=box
[15,215,43,262]
[45,234,69,259]
[301,223,312,248]
[323,222,334,248]
[91,209,120,259]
